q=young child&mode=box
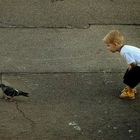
[103,30,140,100]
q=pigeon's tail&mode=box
[19,91,29,97]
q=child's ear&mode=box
[114,42,119,46]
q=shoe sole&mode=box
[119,96,135,100]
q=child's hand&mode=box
[128,63,136,71]
[128,65,132,71]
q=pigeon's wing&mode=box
[4,86,18,97]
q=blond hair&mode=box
[103,30,124,45]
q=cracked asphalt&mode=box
[0,0,139,140]
[0,72,140,140]
[0,25,139,139]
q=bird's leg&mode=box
[4,95,13,101]
[8,97,14,102]
[4,95,8,100]
[2,94,5,99]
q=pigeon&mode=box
[0,84,29,101]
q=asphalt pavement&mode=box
[0,0,140,139]
[0,72,140,140]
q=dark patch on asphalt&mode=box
[51,0,64,3]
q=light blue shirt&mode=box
[120,45,140,66]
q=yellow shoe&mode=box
[121,87,137,94]
[119,90,135,100]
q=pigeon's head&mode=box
[0,84,5,88]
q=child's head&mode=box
[103,30,125,53]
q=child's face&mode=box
[106,43,119,53]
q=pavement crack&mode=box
[14,101,35,132]
[0,20,139,29]
[0,21,18,27]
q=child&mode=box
[103,30,140,100]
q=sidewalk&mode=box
[0,0,139,28]
[0,25,139,73]
[0,25,139,140]
[0,72,140,140]
[0,0,140,139]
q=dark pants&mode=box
[123,66,140,88]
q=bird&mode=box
[0,84,29,101]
